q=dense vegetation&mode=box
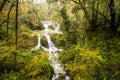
[0,0,120,80]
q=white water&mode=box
[32,34,41,50]
[32,22,70,80]
[55,24,62,34]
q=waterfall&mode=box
[44,24,49,31]
[32,21,70,80]
[55,24,62,34]
[32,34,41,50]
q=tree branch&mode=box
[71,0,80,4]
[0,20,6,29]
[6,1,16,36]
[0,0,8,12]
[93,7,110,23]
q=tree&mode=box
[7,1,16,36]
[109,0,116,32]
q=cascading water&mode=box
[55,24,62,34]
[32,21,70,80]
[32,34,41,50]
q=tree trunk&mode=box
[94,1,99,23]
[7,2,15,36]
[109,0,116,32]
[91,0,95,30]
[14,0,19,68]
[15,0,19,50]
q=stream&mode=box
[32,21,70,80]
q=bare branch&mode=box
[0,0,8,12]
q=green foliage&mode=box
[57,28,120,80]
[0,27,53,79]
[0,29,6,40]
[0,0,120,80]
[60,7,70,33]
[0,71,25,80]
[47,0,58,4]
[0,48,53,80]
[25,53,53,79]
[59,45,104,80]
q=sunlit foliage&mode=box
[0,0,120,80]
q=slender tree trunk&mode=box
[109,0,116,32]
[94,1,99,23]
[15,0,18,50]
[92,1,99,30]
[14,0,18,68]
[91,0,95,30]
[7,2,15,36]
